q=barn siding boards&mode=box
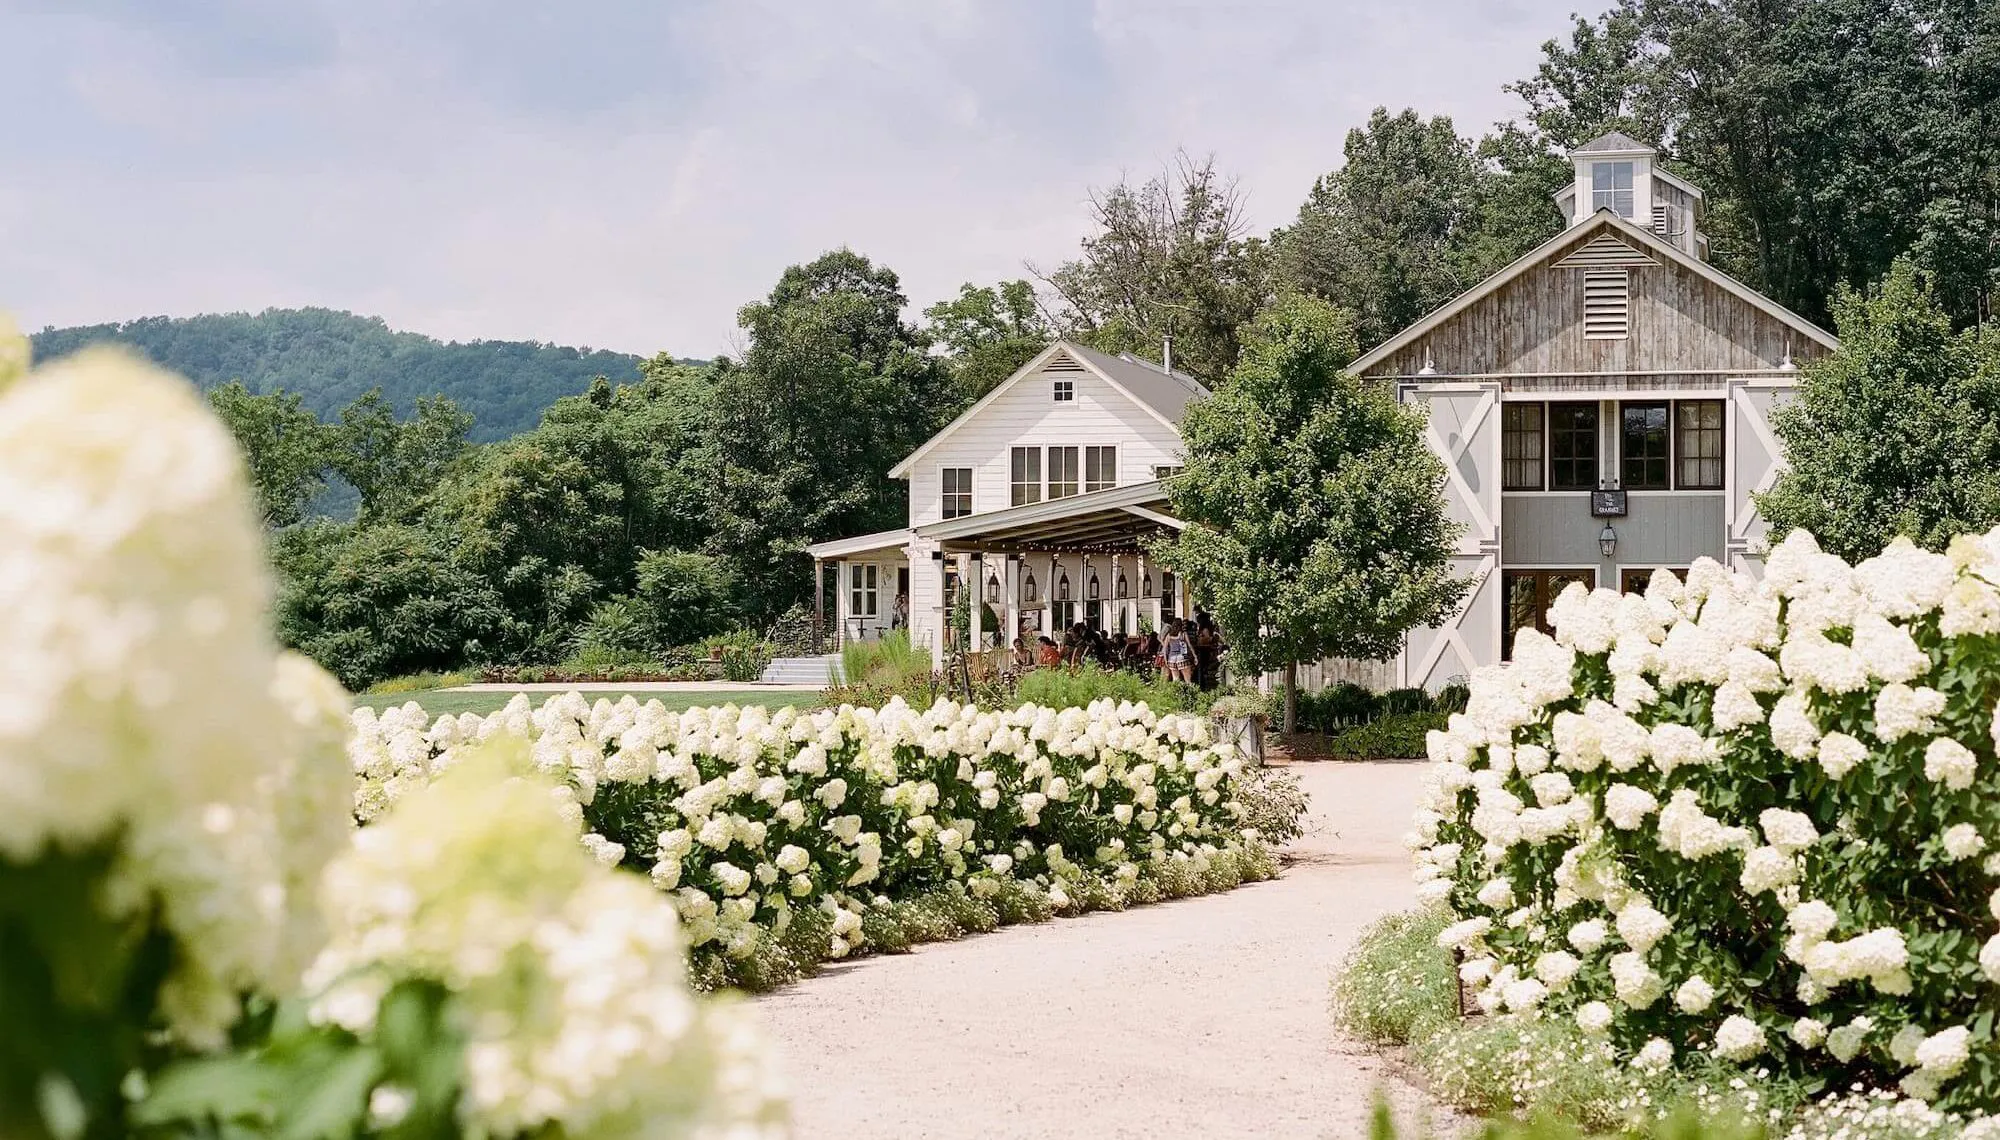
[1502,493,1726,570]
[1363,252,1817,380]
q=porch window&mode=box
[1085,445,1117,492]
[1011,447,1042,506]
[849,564,878,617]
[1549,402,1599,490]
[1676,400,1724,489]
[1503,569,1595,659]
[1502,403,1544,490]
[941,467,972,519]
[1048,446,1080,499]
[1620,402,1670,490]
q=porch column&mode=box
[1046,552,1057,637]
[812,556,824,653]
[1003,556,1020,653]
[834,559,848,649]
[1109,551,1124,636]
[967,551,983,658]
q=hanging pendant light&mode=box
[1022,569,1038,604]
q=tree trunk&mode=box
[1282,661,1298,735]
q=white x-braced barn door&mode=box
[1722,377,1795,576]
[1400,382,1503,691]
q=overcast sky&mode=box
[3,0,1589,358]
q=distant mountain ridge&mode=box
[30,307,653,441]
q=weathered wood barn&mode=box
[1363,131,1839,690]
[788,132,1840,692]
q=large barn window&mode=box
[1502,403,1545,490]
[1620,402,1671,490]
[1583,269,1630,339]
[1676,400,1725,489]
[1548,402,1599,490]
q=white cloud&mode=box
[1,0,1586,357]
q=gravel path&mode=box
[756,760,1453,1140]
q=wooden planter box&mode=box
[1213,715,1266,766]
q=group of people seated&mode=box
[1011,611,1228,688]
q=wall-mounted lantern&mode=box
[985,573,1001,604]
[1598,523,1619,558]
[1022,570,1038,604]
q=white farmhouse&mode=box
[804,340,1205,669]
[800,133,1840,689]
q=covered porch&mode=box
[914,481,1190,667]
[804,528,912,653]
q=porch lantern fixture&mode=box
[1598,523,1619,558]
[1087,573,1101,601]
[985,573,1000,604]
[1141,572,1154,598]
[1057,572,1071,602]
[1116,573,1129,600]
[1022,569,1038,604]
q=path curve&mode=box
[756,761,1453,1140]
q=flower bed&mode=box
[1412,530,2000,1118]
[351,691,1281,988]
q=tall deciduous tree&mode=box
[1277,109,1562,353]
[206,382,334,527]
[1759,261,2000,561]
[923,280,1053,398]
[1508,0,2000,327]
[1155,295,1467,732]
[1039,153,1272,384]
[712,249,960,621]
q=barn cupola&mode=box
[1555,131,1707,260]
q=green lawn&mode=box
[353,688,824,718]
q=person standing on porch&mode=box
[891,593,908,630]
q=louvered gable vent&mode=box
[1042,351,1086,372]
[1583,269,1630,340]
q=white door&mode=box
[1401,382,1503,690]
[1723,377,1795,576]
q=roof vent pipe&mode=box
[1162,335,1173,377]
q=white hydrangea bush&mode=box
[0,346,351,1036]
[350,691,1272,971]
[1415,530,2000,1112]
[308,746,787,1140]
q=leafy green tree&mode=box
[1155,295,1467,732]
[1505,0,2000,327]
[271,521,509,689]
[1279,109,1562,352]
[331,389,473,522]
[1759,261,2000,560]
[205,381,334,527]
[711,249,960,621]
[634,549,736,642]
[923,280,1053,397]
[1040,153,1272,384]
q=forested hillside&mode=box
[31,307,649,440]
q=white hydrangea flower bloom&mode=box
[1674,975,1716,1014]
[1943,824,1986,861]
[1925,738,1978,791]
[1575,1001,1613,1034]
[1713,1014,1767,1060]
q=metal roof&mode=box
[1573,131,1655,154]
[1061,341,1209,424]
[914,480,1182,554]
